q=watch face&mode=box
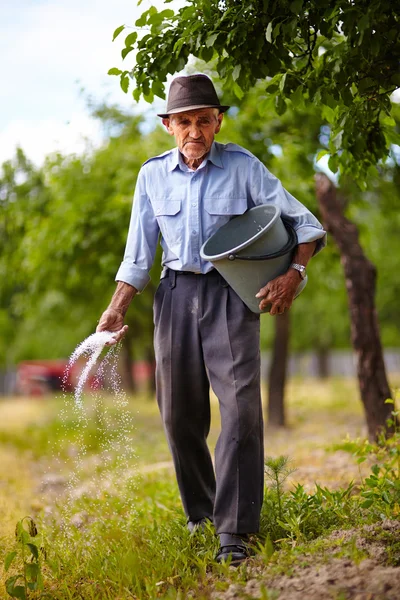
[291,263,306,279]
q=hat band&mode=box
[158,104,230,117]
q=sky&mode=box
[0,0,173,165]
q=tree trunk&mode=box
[315,174,392,440]
[267,311,290,428]
[119,329,136,394]
[145,345,156,396]
[316,346,330,379]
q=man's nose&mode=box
[188,124,202,139]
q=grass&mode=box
[0,377,399,599]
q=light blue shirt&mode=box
[116,142,326,291]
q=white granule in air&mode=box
[67,331,116,409]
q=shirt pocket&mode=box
[203,197,248,238]
[152,200,183,247]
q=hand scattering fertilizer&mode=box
[45,331,137,532]
[67,331,116,409]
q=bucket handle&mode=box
[228,220,298,261]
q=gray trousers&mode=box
[153,269,264,534]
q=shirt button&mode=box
[192,230,197,235]
[192,203,197,208]
[193,257,198,263]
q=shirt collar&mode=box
[167,142,224,172]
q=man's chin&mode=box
[181,145,208,160]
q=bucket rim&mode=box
[200,204,282,262]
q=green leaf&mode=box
[275,94,287,115]
[158,9,174,19]
[120,75,129,93]
[360,499,374,509]
[10,586,26,600]
[265,22,273,43]
[358,78,375,93]
[290,0,303,13]
[384,398,394,404]
[173,38,185,54]
[26,543,39,560]
[108,67,122,76]
[291,85,304,108]
[371,464,380,476]
[143,90,154,104]
[391,73,400,87]
[279,73,287,94]
[5,576,26,599]
[200,46,213,62]
[316,149,329,161]
[112,25,125,41]
[328,155,338,172]
[135,10,149,27]
[206,33,218,48]
[25,562,39,580]
[121,46,134,60]
[322,104,335,123]
[124,32,138,47]
[232,65,241,82]
[152,80,165,99]
[233,82,244,100]
[132,87,141,102]
[15,523,29,544]
[4,551,17,572]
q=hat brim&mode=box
[157,104,230,118]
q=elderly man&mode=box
[97,74,326,564]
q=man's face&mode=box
[162,108,223,161]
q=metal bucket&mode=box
[200,205,307,313]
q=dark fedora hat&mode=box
[157,74,230,118]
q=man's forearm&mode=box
[109,281,138,317]
[292,241,317,268]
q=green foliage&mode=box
[4,517,44,599]
[0,105,174,366]
[112,0,400,180]
[262,457,357,545]
[335,397,400,519]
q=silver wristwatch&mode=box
[290,263,306,279]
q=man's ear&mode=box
[215,113,224,135]
[162,118,174,135]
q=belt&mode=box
[162,268,226,289]
[163,268,218,277]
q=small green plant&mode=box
[264,456,295,521]
[4,517,44,599]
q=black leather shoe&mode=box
[187,517,213,533]
[215,544,248,565]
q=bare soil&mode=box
[212,521,400,600]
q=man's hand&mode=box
[96,281,137,345]
[255,270,300,315]
[96,308,129,346]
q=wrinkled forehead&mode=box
[170,108,219,121]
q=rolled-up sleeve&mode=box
[115,168,159,292]
[249,158,327,255]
